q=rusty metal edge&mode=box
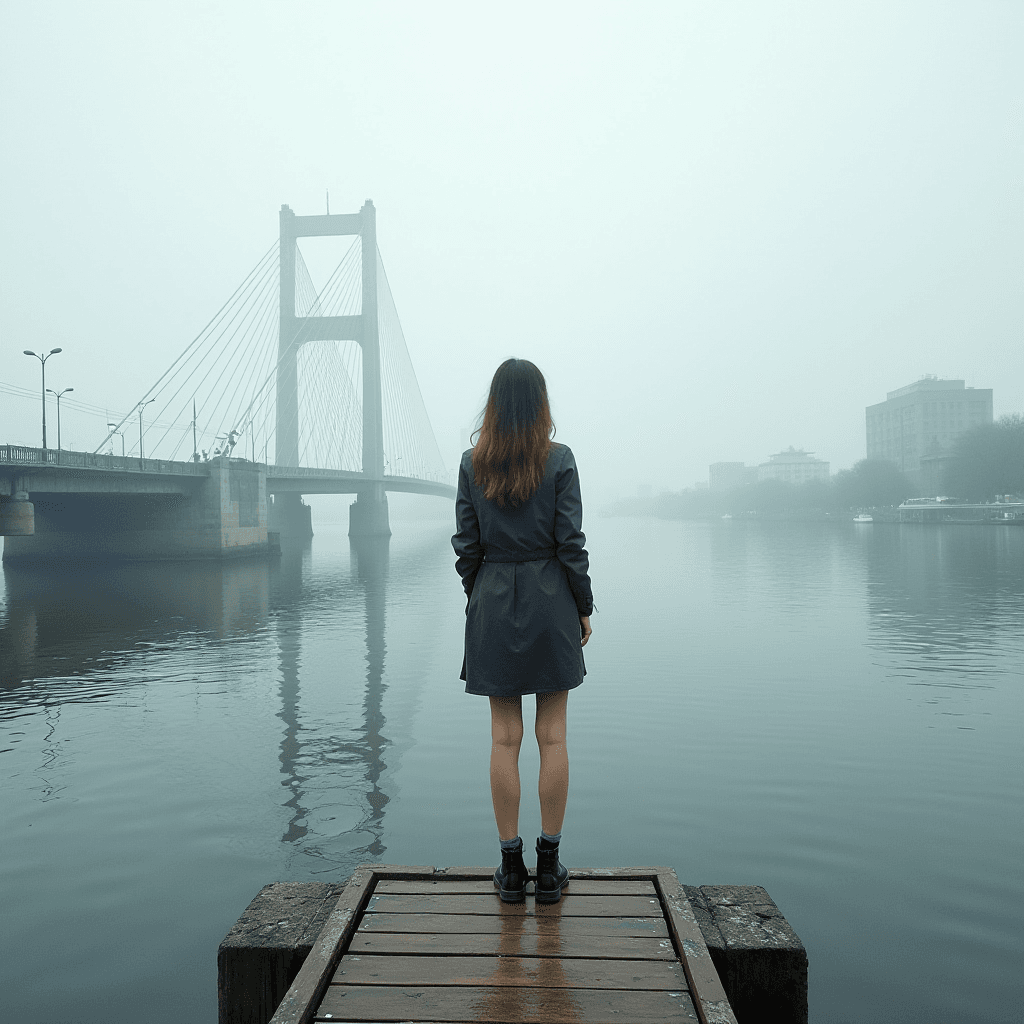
[653,867,738,1024]
[266,864,435,1024]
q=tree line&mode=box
[611,459,914,519]
[944,414,1024,500]
[608,415,1023,519]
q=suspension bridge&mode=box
[0,201,455,561]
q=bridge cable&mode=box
[156,252,280,459]
[93,240,278,454]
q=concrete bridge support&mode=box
[0,489,33,535]
[1,459,269,563]
[268,493,313,541]
[348,485,391,538]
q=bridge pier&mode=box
[268,493,313,541]
[349,486,391,538]
[0,488,34,535]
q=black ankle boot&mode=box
[535,836,569,903]
[493,838,527,902]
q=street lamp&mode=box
[23,347,62,449]
[107,422,125,457]
[46,387,74,451]
[137,399,156,460]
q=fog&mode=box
[2,2,1021,500]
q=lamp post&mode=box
[23,347,62,449]
[46,387,74,451]
[138,399,156,460]
[107,422,125,457]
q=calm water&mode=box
[1,513,1022,1023]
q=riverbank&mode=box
[599,499,903,523]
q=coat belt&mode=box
[483,548,557,563]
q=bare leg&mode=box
[535,690,569,836]
[488,695,524,841]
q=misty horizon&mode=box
[2,3,1021,497]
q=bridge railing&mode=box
[1,445,456,487]
[266,465,361,479]
[0,445,208,477]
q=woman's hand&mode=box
[580,616,592,647]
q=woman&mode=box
[452,358,593,904]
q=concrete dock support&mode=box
[684,884,808,1023]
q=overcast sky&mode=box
[1,1,1021,497]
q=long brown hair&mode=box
[472,358,554,506]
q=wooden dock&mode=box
[268,864,738,1024]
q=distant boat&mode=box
[721,513,733,520]
[853,513,873,523]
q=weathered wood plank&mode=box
[330,953,687,989]
[358,912,669,937]
[316,984,699,1022]
[365,892,665,917]
[262,867,739,1024]
[375,878,657,896]
[435,865,668,880]
[654,868,738,1024]
[347,930,678,960]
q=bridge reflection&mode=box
[274,536,392,862]
[0,537,399,867]
[0,558,272,682]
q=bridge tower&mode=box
[275,201,390,537]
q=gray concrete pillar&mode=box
[269,493,313,540]
[348,485,390,537]
[0,491,34,535]
[276,205,299,469]
[359,200,384,481]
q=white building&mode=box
[758,448,829,485]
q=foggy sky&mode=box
[1,2,1021,499]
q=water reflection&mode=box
[352,536,391,854]
[0,558,271,689]
[470,902,581,1022]
[272,536,392,864]
[861,525,1024,682]
[698,521,1024,686]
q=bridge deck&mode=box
[268,865,736,1024]
[1,446,455,499]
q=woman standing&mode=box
[452,358,593,904]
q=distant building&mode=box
[709,462,757,490]
[865,376,993,492]
[758,448,830,485]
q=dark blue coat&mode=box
[452,443,594,697]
